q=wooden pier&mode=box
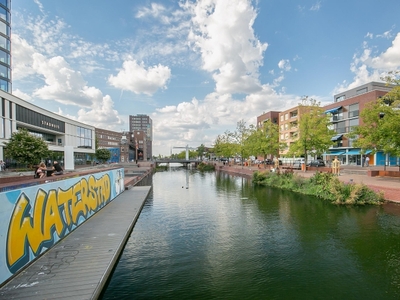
[0,186,151,300]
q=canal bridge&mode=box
[154,159,201,167]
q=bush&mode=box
[197,162,215,171]
[252,170,384,206]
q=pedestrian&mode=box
[331,156,340,175]
[365,156,370,167]
[0,160,4,171]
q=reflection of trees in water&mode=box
[215,172,252,194]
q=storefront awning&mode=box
[346,149,360,155]
[326,151,345,155]
[331,134,343,141]
[365,150,372,155]
[325,106,342,114]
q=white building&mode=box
[0,90,95,170]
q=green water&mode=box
[101,168,400,299]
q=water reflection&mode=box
[102,169,400,299]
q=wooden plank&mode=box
[0,186,151,300]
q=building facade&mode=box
[323,82,395,166]
[0,0,11,93]
[278,106,308,157]
[129,114,152,160]
[0,90,95,170]
[95,128,135,163]
[256,111,280,128]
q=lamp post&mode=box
[135,139,138,164]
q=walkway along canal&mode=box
[102,168,400,299]
[0,163,153,299]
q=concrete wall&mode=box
[0,168,125,286]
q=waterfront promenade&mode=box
[0,162,154,299]
[216,163,400,203]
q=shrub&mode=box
[252,170,384,206]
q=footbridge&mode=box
[154,159,201,167]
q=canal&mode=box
[101,167,400,299]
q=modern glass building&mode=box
[0,90,95,170]
[0,0,11,93]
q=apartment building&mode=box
[256,111,280,128]
[95,128,134,163]
[129,114,152,160]
[323,82,395,166]
[278,106,309,157]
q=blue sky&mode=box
[11,0,400,156]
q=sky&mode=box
[11,0,400,157]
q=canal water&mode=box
[102,168,400,299]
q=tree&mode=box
[197,144,206,159]
[213,131,237,159]
[232,119,252,164]
[4,128,51,168]
[246,120,283,166]
[351,73,400,158]
[288,96,335,169]
[96,148,111,163]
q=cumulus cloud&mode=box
[334,32,400,93]
[151,86,299,153]
[108,60,171,95]
[187,0,268,95]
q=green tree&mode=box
[246,120,283,166]
[4,128,51,167]
[232,119,252,164]
[289,96,335,169]
[213,131,236,159]
[351,73,400,158]
[96,148,111,163]
[197,144,206,159]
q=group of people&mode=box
[35,161,64,178]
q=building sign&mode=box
[16,105,65,133]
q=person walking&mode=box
[365,156,370,167]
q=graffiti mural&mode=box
[0,168,124,286]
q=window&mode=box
[356,87,368,95]
[349,103,359,118]
[336,95,345,102]
[0,20,10,36]
[0,35,10,51]
[349,118,359,131]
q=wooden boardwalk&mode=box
[0,186,152,300]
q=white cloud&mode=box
[187,0,268,94]
[377,29,394,39]
[12,34,37,80]
[12,89,32,102]
[334,32,400,93]
[310,1,321,11]
[278,59,291,71]
[151,85,300,155]
[32,54,93,107]
[108,60,171,96]
[365,32,373,39]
